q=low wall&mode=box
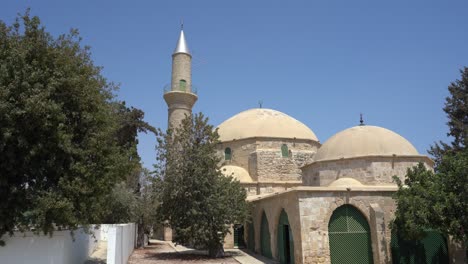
[0,223,137,264]
[107,223,136,264]
[0,227,100,264]
[100,224,110,241]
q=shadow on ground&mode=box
[129,240,242,263]
[137,241,239,261]
[238,249,278,263]
[143,252,236,261]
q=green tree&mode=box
[102,167,160,248]
[135,168,159,248]
[392,68,468,245]
[429,67,468,168]
[0,11,147,244]
[111,103,158,246]
[112,101,156,192]
[102,182,138,224]
[154,113,248,257]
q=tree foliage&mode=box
[393,67,468,244]
[0,11,153,245]
[429,67,468,169]
[101,167,159,248]
[135,168,159,247]
[114,102,156,192]
[102,181,138,224]
[393,153,467,243]
[154,113,248,257]
[104,102,157,231]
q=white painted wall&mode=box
[100,224,110,241]
[0,227,100,264]
[106,223,136,264]
[0,223,137,264]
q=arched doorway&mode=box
[247,222,255,251]
[328,205,373,264]
[390,229,448,264]
[260,211,272,258]
[233,224,245,248]
[277,209,294,264]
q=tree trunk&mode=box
[208,243,224,258]
[136,222,146,248]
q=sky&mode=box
[2,1,467,169]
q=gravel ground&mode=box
[128,241,239,264]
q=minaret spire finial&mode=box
[174,23,190,55]
[359,113,365,126]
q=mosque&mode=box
[162,29,458,264]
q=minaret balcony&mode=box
[163,83,198,95]
[163,83,198,108]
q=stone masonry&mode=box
[250,188,397,264]
[302,156,433,186]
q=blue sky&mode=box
[2,1,467,169]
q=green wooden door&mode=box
[234,224,245,248]
[261,212,272,258]
[277,209,295,264]
[328,205,373,264]
[391,229,448,264]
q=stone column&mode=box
[369,203,390,263]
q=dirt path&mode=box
[128,241,239,264]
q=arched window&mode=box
[281,144,289,158]
[225,147,232,160]
[179,79,186,91]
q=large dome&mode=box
[314,125,419,161]
[217,108,318,142]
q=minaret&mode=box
[163,27,198,242]
[164,26,198,130]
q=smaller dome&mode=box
[315,125,419,161]
[328,178,364,187]
[217,108,318,142]
[221,165,253,183]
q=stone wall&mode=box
[254,149,315,181]
[296,190,395,264]
[250,191,303,263]
[242,183,259,196]
[257,181,302,194]
[218,137,318,183]
[255,138,320,151]
[242,181,303,196]
[224,225,235,249]
[249,189,397,264]
[302,156,432,186]
[218,138,257,179]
